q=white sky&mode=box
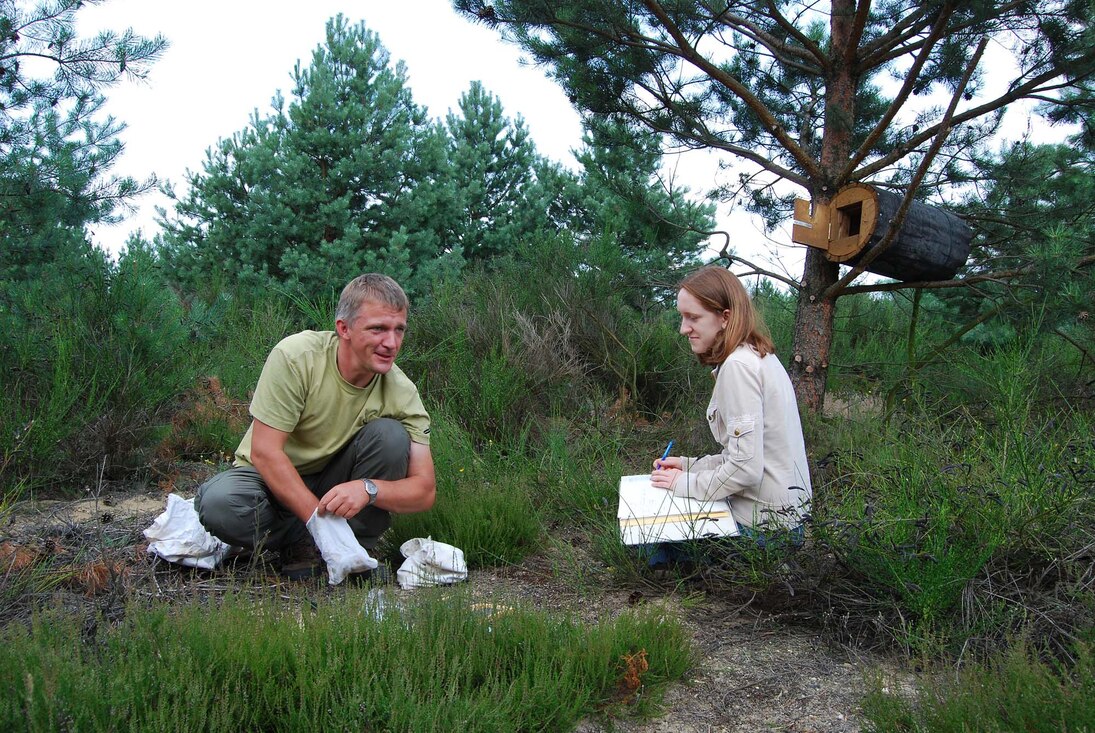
[75,1,1064,281]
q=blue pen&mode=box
[657,440,674,469]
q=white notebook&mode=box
[617,474,740,545]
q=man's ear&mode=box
[334,318,349,337]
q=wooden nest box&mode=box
[792,183,972,282]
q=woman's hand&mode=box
[652,455,683,471]
[650,467,682,490]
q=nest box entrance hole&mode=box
[836,200,862,239]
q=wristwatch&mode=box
[362,478,379,507]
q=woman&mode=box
[651,266,812,539]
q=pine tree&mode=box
[572,118,714,273]
[0,0,166,280]
[159,15,460,297]
[446,81,538,261]
[948,139,1095,356]
[453,0,1095,410]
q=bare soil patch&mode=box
[2,476,910,732]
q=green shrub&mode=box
[862,640,1095,732]
[804,353,1094,657]
[0,590,693,732]
[404,235,696,453]
[0,246,198,494]
[386,410,543,567]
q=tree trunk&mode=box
[788,0,859,414]
[789,248,839,413]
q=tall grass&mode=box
[385,410,543,567]
[1,589,692,732]
[862,640,1095,732]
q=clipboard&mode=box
[617,474,739,545]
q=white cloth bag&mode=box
[396,537,468,589]
[143,493,230,570]
[306,509,378,585]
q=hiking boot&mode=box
[223,546,254,566]
[279,539,323,580]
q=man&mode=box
[195,273,435,581]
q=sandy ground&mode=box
[473,556,901,733]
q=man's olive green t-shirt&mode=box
[234,330,430,475]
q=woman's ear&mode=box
[720,309,731,329]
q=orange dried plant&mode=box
[618,648,649,698]
[0,541,41,572]
[70,560,129,597]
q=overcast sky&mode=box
[76,0,799,272]
[75,1,1063,280]
[78,1,584,247]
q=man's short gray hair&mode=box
[335,274,408,325]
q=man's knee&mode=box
[352,418,411,478]
[194,468,266,546]
[359,418,410,451]
[195,471,231,532]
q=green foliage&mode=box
[402,233,696,451]
[0,1,165,112]
[862,640,1095,732]
[952,141,1095,357]
[0,591,692,732]
[200,295,298,402]
[159,15,457,298]
[445,80,539,261]
[384,382,646,571]
[805,345,1095,658]
[529,417,630,525]
[0,0,166,281]
[0,243,197,492]
[0,3,174,488]
[387,411,543,567]
[827,292,916,392]
[748,278,795,354]
[159,15,715,301]
[570,118,715,268]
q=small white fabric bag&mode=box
[306,509,379,585]
[396,537,468,589]
[144,493,231,570]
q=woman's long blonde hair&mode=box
[679,266,774,365]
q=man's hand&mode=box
[319,479,370,518]
[306,509,378,585]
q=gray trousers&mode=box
[194,418,410,551]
